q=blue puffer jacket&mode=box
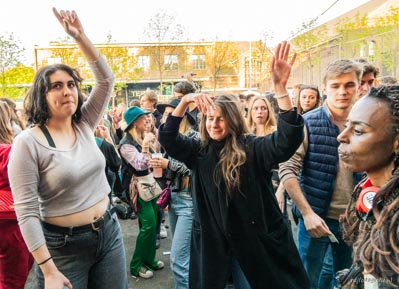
[292,106,341,218]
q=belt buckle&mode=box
[91,215,105,231]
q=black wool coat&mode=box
[158,112,310,289]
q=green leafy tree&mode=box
[334,7,399,76]
[0,32,26,97]
[100,34,140,105]
[3,65,34,99]
[99,34,139,82]
[291,19,328,85]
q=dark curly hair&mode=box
[24,64,85,125]
[173,81,196,95]
[342,85,399,287]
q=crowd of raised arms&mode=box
[0,7,398,289]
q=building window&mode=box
[137,55,150,72]
[368,40,376,62]
[191,54,206,70]
[164,54,178,71]
[47,57,61,65]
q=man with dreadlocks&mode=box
[338,85,399,288]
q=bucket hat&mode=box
[156,98,196,126]
[123,106,151,131]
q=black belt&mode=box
[41,207,116,235]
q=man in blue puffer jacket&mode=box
[278,59,363,289]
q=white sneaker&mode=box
[137,266,153,279]
[160,223,167,239]
[155,260,164,270]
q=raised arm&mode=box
[53,8,114,129]
[53,8,99,61]
[270,41,296,111]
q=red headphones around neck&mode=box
[355,181,380,214]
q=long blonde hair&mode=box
[247,96,277,136]
[0,101,14,144]
[199,94,249,200]
[179,116,191,135]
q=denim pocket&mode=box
[44,233,68,249]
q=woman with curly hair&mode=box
[338,85,399,288]
[8,8,127,289]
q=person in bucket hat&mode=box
[124,106,151,132]
[119,105,164,279]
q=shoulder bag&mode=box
[157,180,172,209]
[131,173,162,202]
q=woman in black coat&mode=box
[158,42,310,289]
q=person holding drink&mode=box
[151,152,163,178]
[119,106,164,279]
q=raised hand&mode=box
[52,8,84,40]
[143,132,155,147]
[183,93,215,115]
[270,41,296,89]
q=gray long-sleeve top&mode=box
[8,55,115,252]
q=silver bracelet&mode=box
[274,93,289,99]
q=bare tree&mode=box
[206,40,239,92]
[253,30,275,93]
[142,10,185,93]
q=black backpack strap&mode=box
[39,125,56,148]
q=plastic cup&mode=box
[152,153,163,178]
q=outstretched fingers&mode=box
[195,94,215,115]
[289,52,297,66]
[281,41,290,61]
[52,7,63,24]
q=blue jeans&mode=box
[224,258,252,289]
[319,245,333,289]
[297,218,352,289]
[169,192,193,289]
[31,209,127,289]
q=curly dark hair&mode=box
[173,81,196,95]
[24,64,85,125]
[342,85,399,287]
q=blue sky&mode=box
[1,0,370,65]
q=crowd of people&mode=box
[0,7,399,289]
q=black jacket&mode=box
[158,111,310,289]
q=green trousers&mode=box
[130,197,159,275]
